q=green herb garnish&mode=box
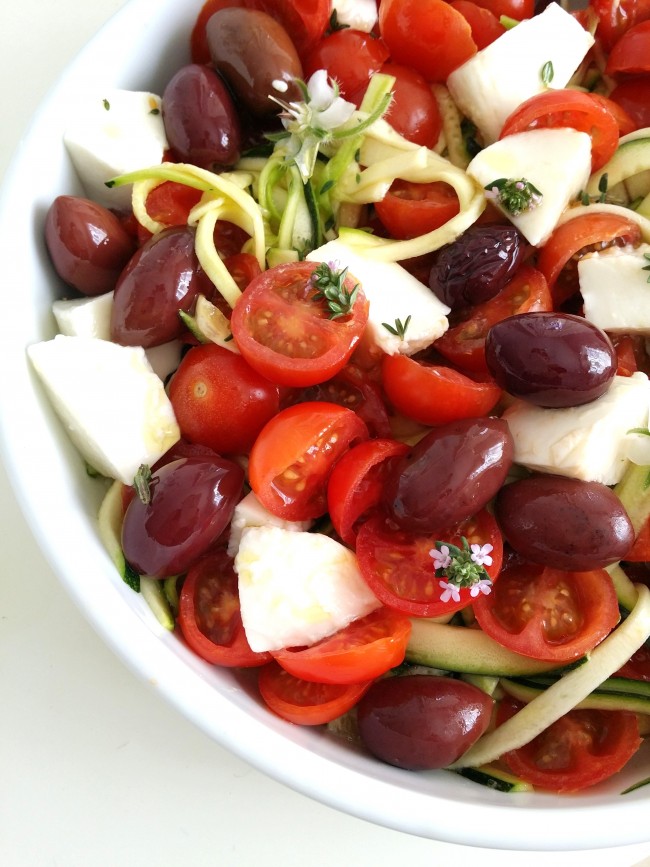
[382,316,411,339]
[541,60,554,87]
[485,177,543,216]
[102,98,110,111]
[311,261,359,319]
[134,464,153,505]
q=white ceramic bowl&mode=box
[1,0,649,850]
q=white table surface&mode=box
[2,3,650,865]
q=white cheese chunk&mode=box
[235,527,380,652]
[331,0,378,32]
[227,491,312,558]
[467,128,592,246]
[503,372,650,485]
[306,238,450,355]
[580,244,650,334]
[27,335,180,484]
[64,90,168,210]
[447,3,594,144]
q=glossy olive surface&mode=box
[357,675,493,770]
[162,64,241,169]
[495,474,634,571]
[486,312,617,407]
[206,7,303,116]
[121,457,245,578]
[45,195,135,296]
[110,226,212,347]
[428,224,525,309]
[382,417,514,532]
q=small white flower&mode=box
[430,545,452,571]
[470,579,493,598]
[470,543,493,567]
[439,580,461,604]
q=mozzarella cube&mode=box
[580,244,650,334]
[467,128,592,246]
[64,90,168,210]
[28,335,180,484]
[53,292,113,340]
[503,372,650,485]
[330,0,378,32]
[235,527,380,652]
[447,3,594,144]
[227,491,312,557]
[307,238,450,355]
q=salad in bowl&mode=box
[4,0,650,850]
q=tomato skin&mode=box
[434,265,553,375]
[248,401,369,521]
[178,549,270,667]
[471,0,534,20]
[303,30,390,101]
[258,661,372,724]
[591,0,650,51]
[590,93,637,136]
[497,696,641,793]
[230,261,369,387]
[374,180,460,240]
[355,509,503,618]
[145,182,203,229]
[379,0,477,82]
[609,76,650,130]
[499,89,620,172]
[382,354,501,426]
[615,644,650,680]
[272,608,411,684]
[377,63,443,147]
[536,213,642,306]
[169,343,280,456]
[327,438,409,545]
[473,560,620,662]
[223,252,262,292]
[450,0,505,49]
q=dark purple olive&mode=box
[121,457,244,578]
[383,417,514,532]
[357,675,493,770]
[428,224,526,309]
[206,7,303,116]
[486,312,617,407]
[110,226,213,348]
[45,195,135,296]
[162,64,241,169]
[495,474,634,571]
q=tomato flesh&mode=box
[374,180,460,240]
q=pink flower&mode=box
[470,543,493,567]
[430,545,452,570]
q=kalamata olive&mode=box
[110,226,213,348]
[486,312,617,407]
[357,675,493,770]
[382,417,514,532]
[206,8,303,116]
[428,224,526,309]
[121,457,244,578]
[495,474,634,571]
[45,195,135,296]
[162,64,241,169]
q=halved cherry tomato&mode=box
[379,0,477,82]
[355,509,503,618]
[178,549,270,668]
[472,559,620,662]
[327,438,409,545]
[223,252,262,292]
[536,213,642,306]
[230,261,369,387]
[191,0,330,64]
[615,644,650,681]
[499,90,620,172]
[625,514,650,561]
[248,401,369,521]
[609,76,650,130]
[450,0,505,49]
[374,180,460,240]
[272,608,412,684]
[607,21,650,75]
[303,29,390,101]
[613,334,640,376]
[145,182,203,228]
[470,0,534,20]
[382,354,502,426]
[214,220,251,259]
[375,63,443,147]
[592,0,650,51]
[590,93,637,136]
[169,343,280,455]
[434,265,552,375]
[497,695,641,793]
[258,661,372,724]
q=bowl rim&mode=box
[1,0,649,851]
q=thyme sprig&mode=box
[134,464,153,505]
[643,252,650,283]
[382,316,411,339]
[311,261,360,319]
[485,177,543,216]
